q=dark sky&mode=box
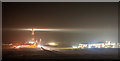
[2,2,118,46]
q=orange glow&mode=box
[15,44,21,48]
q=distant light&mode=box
[72,46,78,48]
[19,29,64,31]
[48,43,55,45]
[16,45,21,48]
[48,42,57,46]
[37,45,41,48]
[88,45,91,48]
[29,42,34,44]
[9,43,12,45]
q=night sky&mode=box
[2,2,118,46]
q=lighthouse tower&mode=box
[32,28,34,41]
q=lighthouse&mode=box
[32,28,34,41]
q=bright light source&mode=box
[72,46,78,48]
[48,42,57,46]
[48,43,55,45]
[88,45,91,48]
[37,45,41,48]
[16,46,21,48]
[19,29,64,31]
[29,42,34,44]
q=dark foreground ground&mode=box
[2,48,120,61]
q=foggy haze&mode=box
[2,2,118,46]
